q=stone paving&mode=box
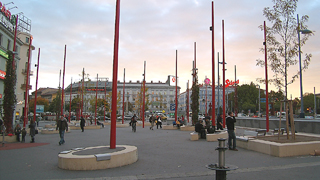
[1,121,320,180]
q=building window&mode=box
[7,39,11,50]
[26,37,29,43]
[0,34,2,46]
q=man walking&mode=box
[226,112,238,151]
[80,116,85,132]
[149,114,155,130]
[56,116,68,145]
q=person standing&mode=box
[150,114,155,130]
[80,116,85,132]
[217,114,224,130]
[21,128,26,143]
[156,116,162,129]
[29,120,36,143]
[56,116,68,145]
[226,112,237,151]
[14,124,22,142]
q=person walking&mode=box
[29,120,36,143]
[217,114,224,130]
[156,116,162,129]
[226,112,237,151]
[80,116,85,132]
[56,116,68,145]
[149,114,155,130]
[21,128,26,143]
[14,124,21,142]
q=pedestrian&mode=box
[29,119,36,143]
[56,116,68,145]
[195,120,206,139]
[14,124,21,142]
[21,128,26,143]
[149,114,155,130]
[80,116,85,132]
[226,112,238,151]
[156,116,162,129]
[217,114,224,130]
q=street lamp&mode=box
[297,14,312,118]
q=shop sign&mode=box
[0,69,5,79]
[225,79,239,88]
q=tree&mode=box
[3,51,16,133]
[29,97,49,113]
[191,79,199,125]
[303,93,319,114]
[48,90,61,119]
[256,0,313,100]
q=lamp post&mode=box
[256,84,260,116]
[297,14,312,118]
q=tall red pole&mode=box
[222,20,226,128]
[211,1,216,126]
[110,0,121,149]
[187,80,189,123]
[33,48,40,123]
[81,68,84,117]
[142,61,146,128]
[68,78,72,123]
[104,81,107,122]
[264,21,269,132]
[23,36,33,128]
[175,50,178,122]
[61,45,67,117]
[122,69,125,124]
[12,15,18,69]
[95,74,98,125]
[205,76,207,116]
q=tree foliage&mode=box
[256,0,313,98]
[29,97,49,113]
[3,51,16,133]
[191,78,199,125]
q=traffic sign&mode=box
[170,104,175,111]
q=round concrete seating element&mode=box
[58,145,138,170]
[206,131,228,142]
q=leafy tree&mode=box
[191,78,199,125]
[48,89,61,119]
[89,98,109,116]
[303,93,320,114]
[29,97,49,113]
[256,0,313,100]
[3,51,16,133]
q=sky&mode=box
[6,0,320,99]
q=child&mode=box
[21,128,26,143]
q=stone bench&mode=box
[162,125,178,130]
[206,131,228,142]
[180,126,194,131]
[256,129,267,136]
[190,132,201,141]
[236,130,258,142]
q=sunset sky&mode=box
[8,0,320,99]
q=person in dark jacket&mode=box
[29,120,36,143]
[217,114,224,130]
[226,112,237,151]
[14,124,22,142]
[80,116,85,132]
[195,120,206,139]
[56,116,68,145]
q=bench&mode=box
[273,128,285,135]
[236,130,258,142]
[190,131,201,141]
[256,129,267,136]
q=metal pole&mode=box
[175,50,178,122]
[258,85,260,116]
[12,15,18,69]
[104,81,107,122]
[95,74,98,125]
[122,69,125,124]
[23,36,32,128]
[297,14,305,118]
[81,68,84,117]
[187,80,189,123]
[222,20,226,128]
[33,48,40,123]
[142,61,146,128]
[264,21,269,132]
[211,1,216,125]
[314,87,316,119]
[69,78,72,123]
[61,45,67,117]
[218,52,220,115]
[110,0,121,149]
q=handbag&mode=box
[35,129,38,134]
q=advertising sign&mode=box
[0,69,5,79]
[169,75,178,86]
[36,105,44,113]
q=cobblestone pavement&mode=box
[1,121,320,180]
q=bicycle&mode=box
[132,122,136,132]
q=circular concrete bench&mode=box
[58,145,138,170]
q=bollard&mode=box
[206,138,238,180]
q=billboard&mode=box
[36,105,44,113]
[169,75,178,86]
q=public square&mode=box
[1,120,320,180]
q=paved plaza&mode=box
[1,121,320,180]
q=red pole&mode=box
[187,80,189,123]
[23,36,33,128]
[81,68,84,117]
[222,20,226,128]
[78,80,80,120]
[264,21,269,132]
[211,1,216,126]
[61,45,67,117]
[142,61,146,128]
[104,81,107,122]
[95,74,98,125]
[110,0,121,149]
[69,78,72,123]
[122,69,125,124]
[175,50,178,122]
[205,76,207,116]
[33,48,40,123]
